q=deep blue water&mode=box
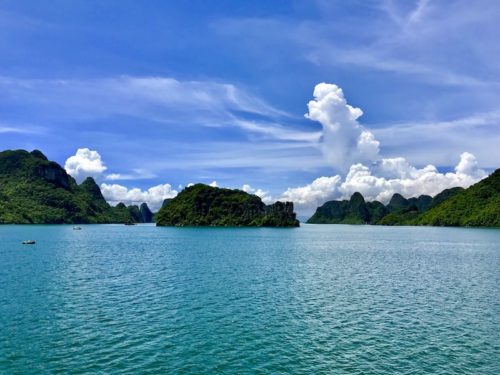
[0,224,499,374]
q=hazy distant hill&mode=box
[156,183,299,227]
[0,149,153,224]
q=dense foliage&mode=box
[307,170,499,227]
[156,184,299,227]
[0,149,153,224]
[417,169,500,226]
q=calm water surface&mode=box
[0,224,499,374]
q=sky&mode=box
[0,0,499,215]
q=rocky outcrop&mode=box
[307,172,499,227]
[307,192,375,224]
[156,184,299,227]
[140,203,153,223]
[0,149,151,224]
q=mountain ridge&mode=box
[0,149,154,224]
[307,170,499,227]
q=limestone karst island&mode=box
[0,149,498,227]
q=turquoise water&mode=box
[0,224,499,374]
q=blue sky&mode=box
[1,0,499,213]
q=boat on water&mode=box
[22,240,36,245]
[124,222,137,226]
[73,226,82,230]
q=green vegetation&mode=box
[156,184,299,227]
[0,149,154,224]
[307,192,376,224]
[308,170,499,227]
[417,170,500,226]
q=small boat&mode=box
[22,240,36,245]
[73,226,82,230]
[124,222,137,226]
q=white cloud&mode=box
[306,83,380,170]
[64,148,107,181]
[104,169,156,181]
[372,111,500,168]
[455,151,485,178]
[282,152,487,216]
[209,180,218,187]
[0,123,42,134]
[241,184,274,204]
[0,75,306,144]
[100,183,178,211]
[280,175,342,213]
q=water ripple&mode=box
[0,224,499,374]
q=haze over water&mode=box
[1,224,499,374]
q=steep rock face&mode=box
[387,193,409,212]
[349,192,370,222]
[156,184,299,227]
[127,205,143,222]
[80,177,106,202]
[408,195,433,212]
[307,170,499,227]
[306,200,350,224]
[307,192,376,224]
[0,149,146,224]
[140,203,153,223]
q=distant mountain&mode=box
[307,192,374,224]
[0,149,153,224]
[307,170,499,227]
[377,194,434,225]
[156,183,299,227]
[140,202,154,223]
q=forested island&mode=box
[156,183,299,227]
[0,149,299,227]
[0,149,498,227]
[0,149,153,224]
[307,169,499,227]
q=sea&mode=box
[0,224,499,374]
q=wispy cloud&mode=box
[0,75,311,142]
[105,169,157,181]
[372,111,500,167]
[0,123,43,134]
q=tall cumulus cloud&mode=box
[306,83,380,170]
[281,83,488,215]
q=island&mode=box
[156,183,299,227]
[307,169,499,227]
[0,149,153,224]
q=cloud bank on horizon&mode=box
[63,83,488,214]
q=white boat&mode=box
[22,240,36,245]
[73,226,82,230]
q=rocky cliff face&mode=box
[0,149,151,224]
[156,184,299,227]
[307,192,377,224]
[307,177,496,227]
[34,162,71,189]
[140,203,153,223]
